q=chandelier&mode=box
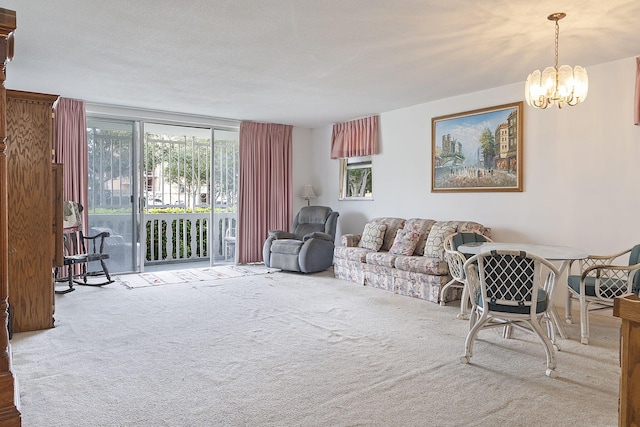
[525,12,588,109]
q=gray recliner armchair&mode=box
[263,206,339,273]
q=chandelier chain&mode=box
[554,19,559,70]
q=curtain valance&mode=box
[330,115,379,159]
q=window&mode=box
[339,156,373,200]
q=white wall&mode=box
[291,56,640,303]
[298,56,639,254]
[292,126,314,214]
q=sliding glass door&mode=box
[141,123,239,268]
[86,118,139,274]
[86,116,239,273]
[212,130,239,263]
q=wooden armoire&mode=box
[6,90,61,333]
[0,8,23,426]
[614,294,640,426]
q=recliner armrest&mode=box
[303,232,332,242]
[268,230,295,239]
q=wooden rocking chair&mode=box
[55,201,114,294]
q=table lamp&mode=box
[300,184,317,206]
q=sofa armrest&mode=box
[483,227,492,239]
[303,232,332,242]
[341,234,361,247]
[268,230,295,239]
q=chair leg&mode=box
[457,282,469,320]
[100,259,113,283]
[82,262,88,284]
[544,313,560,352]
[580,297,590,345]
[502,324,513,339]
[54,264,76,294]
[439,278,457,306]
[545,306,568,340]
[565,290,573,324]
[460,314,489,364]
[467,306,478,331]
[529,318,557,378]
[74,259,114,287]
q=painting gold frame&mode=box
[431,101,523,192]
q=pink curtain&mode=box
[635,57,640,126]
[237,121,292,264]
[54,98,89,229]
[330,115,379,159]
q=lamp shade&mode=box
[300,184,317,199]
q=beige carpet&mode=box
[12,269,620,426]
[115,264,280,289]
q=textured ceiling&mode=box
[2,0,640,128]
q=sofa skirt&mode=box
[333,258,462,304]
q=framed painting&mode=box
[431,101,523,192]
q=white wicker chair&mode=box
[442,232,492,319]
[460,249,560,378]
[565,244,640,345]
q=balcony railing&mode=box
[145,211,235,264]
[89,211,236,272]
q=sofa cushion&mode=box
[389,228,421,256]
[404,218,436,256]
[394,255,450,275]
[370,217,406,251]
[270,239,303,255]
[478,288,549,314]
[358,222,387,251]
[341,234,361,247]
[366,251,398,268]
[334,246,371,262]
[439,220,491,239]
[424,223,458,259]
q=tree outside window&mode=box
[339,156,373,200]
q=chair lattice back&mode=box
[443,239,466,282]
[593,267,634,300]
[578,251,635,300]
[478,251,537,307]
[579,256,614,276]
[461,249,560,377]
[443,233,493,283]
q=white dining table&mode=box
[457,242,588,340]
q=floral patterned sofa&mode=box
[333,217,491,304]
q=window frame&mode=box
[339,155,374,201]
